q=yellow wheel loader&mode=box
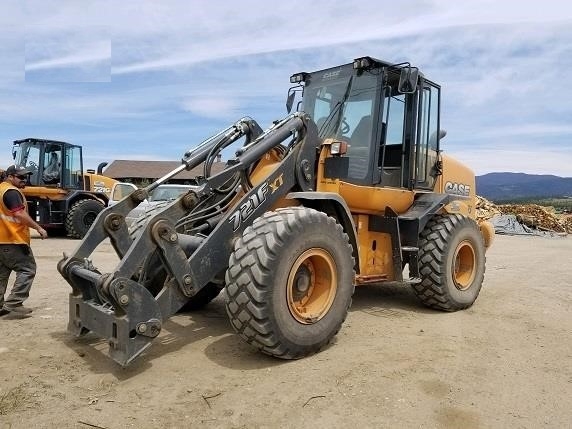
[11,138,117,238]
[58,56,494,366]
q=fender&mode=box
[399,192,452,247]
[64,190,109,212]
[286,191,360,273]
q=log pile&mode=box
[561,216,572,234]
[476,196,501,220]
[497,203,566,234]
[475,196,571,235]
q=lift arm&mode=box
[58,113,319,366]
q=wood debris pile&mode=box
[475,196,571,234]
[475,196,501,220]
[498,204,567,234]
[561,216,572,234]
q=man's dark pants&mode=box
[0,244,36,309]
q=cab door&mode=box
[61,144,83,190]
[413,80,441,190]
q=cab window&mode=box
[415,83,440,189]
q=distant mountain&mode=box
[476,172,572,201]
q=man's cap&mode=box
[5,165,33,176]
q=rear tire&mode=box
[46,228,67,237]
[179,283,223,311]
[130,210,223,312]
[136,254,222,311]
[127,201,170,237]
[413,214,486,311]
[65,199,105,239]
[224,207,355,359]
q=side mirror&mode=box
[286,85,303,113]
[398,67,419,94]
[286,89,296,113]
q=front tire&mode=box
[224,207,355,359]
[65,199,105,238]
[413,214,486,311]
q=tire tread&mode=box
[225,207,355,359]
[412,214,485,312]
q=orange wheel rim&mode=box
[287,248,337,324]
[453,240,476,290]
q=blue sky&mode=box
[1,0,571,177]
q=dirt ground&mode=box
[1,233,571,429]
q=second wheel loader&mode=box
[58,56,494,366]
[10,138,117,238]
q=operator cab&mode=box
[12,138,84,189]
[288,56,443,191]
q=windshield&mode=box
[301,66,379,142]
[301,65,380,180]
[13,142,40,170]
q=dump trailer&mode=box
[58,56,495,366]
[11,138,117,238]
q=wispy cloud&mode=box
[25,41,110,72]
[24,26,111,82]
[180,96,239,119]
